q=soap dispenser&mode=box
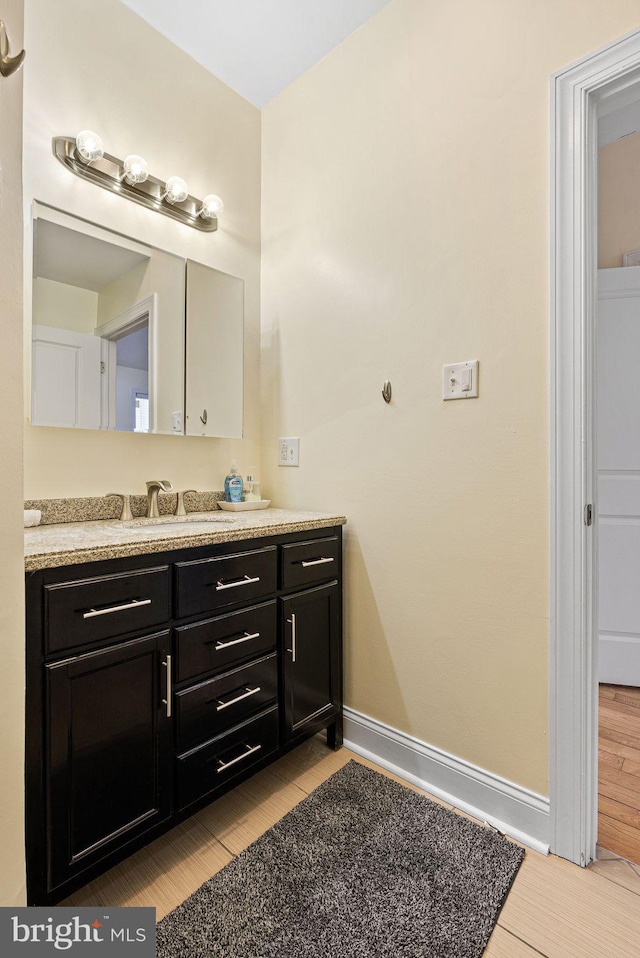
[244,469,261,502]
[224,460,243,503]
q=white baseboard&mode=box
[343,707,550,855]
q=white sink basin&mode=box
[129,522,233,534]
[106,516,236,534]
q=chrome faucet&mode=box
[146,480,173,518]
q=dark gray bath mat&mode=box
[157,760,524,957]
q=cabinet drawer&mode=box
[174,601,276,684]
[175,547,277,619]
[176,653,277,753]
[44,567,170,655]
[281,536,340,590]
[177,706,278,810]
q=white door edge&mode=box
[551,26,640,866]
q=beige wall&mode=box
[6,0,640,905]
[261,0,640,795]
[97,262,149,327]
[34,277,98,333]
[23,0,262,498]
[0,0,26,906]
[599,131,640,267]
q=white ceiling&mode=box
[120,0,392,107]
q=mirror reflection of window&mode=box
[134,393,150,433]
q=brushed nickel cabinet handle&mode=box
[216,743,262,774]
[215,686,261,711]
[83,598,151,619]
[287,613,297,663]
[300,557,335,568]
[212,631,261,651]
[215,574,260,592]
[162,654,172,718]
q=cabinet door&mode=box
[281,582,340,742]
[46,631,172,892]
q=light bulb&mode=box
[199,194,224,219]
[75,130,104,164]
[122,154,149,185]
[163,176,189,204]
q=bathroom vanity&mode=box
[24,509,345,905]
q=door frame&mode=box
[551,27,640,865]
[95,294,156,431]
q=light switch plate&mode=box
[443,360,479,400]
[278,437,300,466]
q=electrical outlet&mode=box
[278,437,299,466]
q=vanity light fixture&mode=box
[162,176,189,205]
[52,133,221,233]
[198,194,224,220]
[121,154,149,185]
[75,130,104,164]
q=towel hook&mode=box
[0,21,25,78]
[382,381,392,404]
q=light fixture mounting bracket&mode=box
[52,136,218,233]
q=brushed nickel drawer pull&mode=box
[300,557,335,567]
[216,743,262,773]
[216,686,261,711]
[213,631,260,651]
[83,598,152,619]
[215,574,260,592]
[162,654,172,719]
[287,613,297,663]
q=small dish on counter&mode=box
[217,500,271,512]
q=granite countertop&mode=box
[25,509,347,571]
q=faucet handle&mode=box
[106,493,133,521]
[175,489,197,517]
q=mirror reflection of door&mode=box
[32,217,151,431]
[31,321,101,429]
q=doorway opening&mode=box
[113,320,150,432]
[96,294,155,433]
[595,105,640,866]
[551,27,640,867]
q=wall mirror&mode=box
[185,260,243,438]
[30,204,244,438]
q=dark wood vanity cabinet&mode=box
[46,631,173,891]
[25,525,343,905]
[282,583,341,742]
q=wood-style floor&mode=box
[63,736,640,957]
[599,683,640,865]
